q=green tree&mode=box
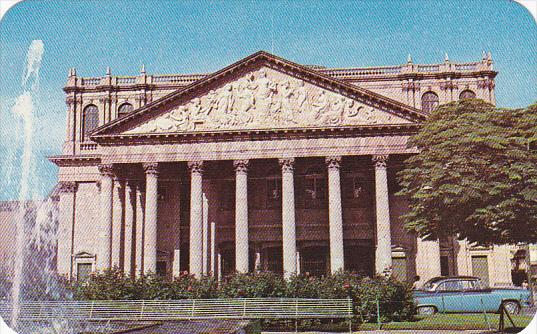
[398,99,537,245]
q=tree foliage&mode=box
[398,99,537,245]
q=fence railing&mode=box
[0,298,353,322]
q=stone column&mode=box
[56,182,77,277]
[123,180,136,275]
[210,221,216,275]
[74,97,83,143]
[234,159,250,273]
[134,183,145,276]
[279,158,297,278]
[326,156,345,273]
[415,237,441,285]
[373,155,393,274]
[188,161,204,277]
[202,193,209,275]
[111,177,124,268]
[97,164,114,271]
[143,163,159,274]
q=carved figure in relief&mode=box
[202,90,218,116]
[345,100,362,118]
[364,108,377,124]
[255,70,278,117]
[295,80,307,111]
[323,95,345,126]
[217,84,235,115]
[312,90,329,120]
[279,80,296,123]
[235,81,255,125]
[169,105,190,130]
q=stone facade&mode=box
[49,51,514,286]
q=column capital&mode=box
[279,158,295,173]
[142,162,159,176]
[188,160,204,174]
[233,159,249,175]
[98,164,115,177]
[372,155,389,168]
[325,156,342,171]
[58,181,78,194]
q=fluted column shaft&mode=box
[280,158,296,278]
[134,184,145,275]
[97,164,114,270]
[234,160,249,273]
[111,177,124,268]
[189,161,204,277]
[326,156,344,273]
[123,181,136,275]
[143,163,159,274]
[373,155,393,274]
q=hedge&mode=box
[69,269,416,323]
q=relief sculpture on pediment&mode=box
[128,67,409,134]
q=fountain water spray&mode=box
[9,39,45,330]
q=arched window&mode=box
[117,103,133,118]
[421,91,439,113]
[459,90,476,100]
[82,105,99,141]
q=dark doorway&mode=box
[301,246,328,277]
[344,244,374,277]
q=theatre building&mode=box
[50,51,514,286]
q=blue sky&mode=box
[0,0,536,200]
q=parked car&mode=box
[413,276,533,315]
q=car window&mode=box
[437,280,463,292]
[461,280,480,291]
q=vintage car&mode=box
[413,276,533,315]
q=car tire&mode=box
[417,306,437,316]
[501,301,521,315]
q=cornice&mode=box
[92,123,421,146]
[48,154,101,167]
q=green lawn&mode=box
[356,313,533,331]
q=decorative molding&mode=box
[125,67,411,135]
[372,155,389,168]
[142,162,159,176]
[187,161,204,174]
[440,81,458,91]
[477,78,495,90]
[401,81,420,92]
[325,156,342,171]
[233,159,250,174]
[279,158,295,173]
[58,181,78,194]
[98,164,115,177]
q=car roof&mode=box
[427,276,480,283]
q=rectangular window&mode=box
[156,261,167,277]
[266,178,281,208]
[304,176,326,208]
[471,255,490,287]
[77,263,92,281]
[220,180,235,210]
[157,184,167,202]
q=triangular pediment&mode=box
[92,52,425,139]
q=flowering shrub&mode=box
[70,269,415,323]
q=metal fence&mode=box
[0,298,353,322]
